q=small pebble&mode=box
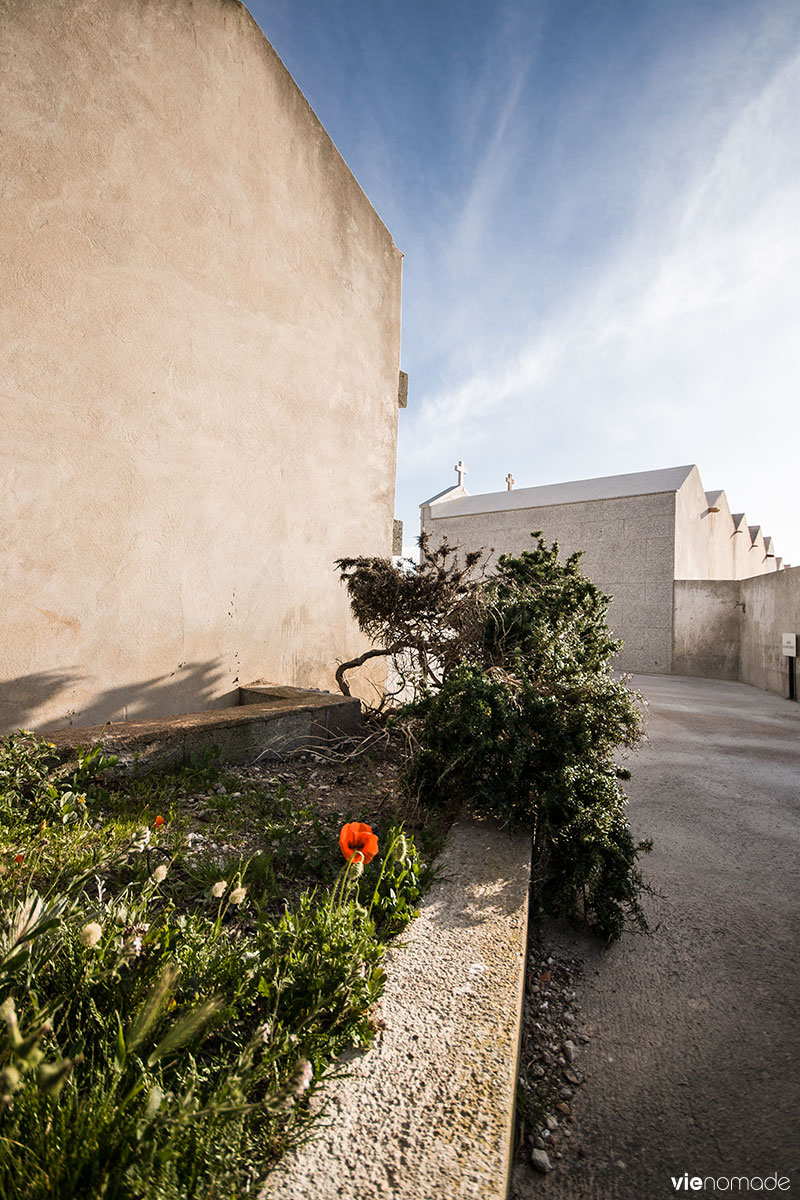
[531,1149,552,1174]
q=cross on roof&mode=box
[506,473,514,491]
[454,460,467,486]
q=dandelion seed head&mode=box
[80,922,103,948]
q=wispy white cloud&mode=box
[401,42,800,557]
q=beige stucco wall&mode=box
[674,468,778,581]
[740,568,800,697]
[672,580,742,680]
[0,0,403,733]
[421,492,677,675]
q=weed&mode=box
[0,734,433,1197]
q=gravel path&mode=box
[513,674,800,1200]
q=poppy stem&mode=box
[366,827,404,917]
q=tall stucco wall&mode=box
[739,568,800,697]
[0,0,402,732]
[672,580,742,680]
[422,492,676,674]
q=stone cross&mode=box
[454,460,467,487]
[506,473,514,491]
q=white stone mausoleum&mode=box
[421,464,799,698]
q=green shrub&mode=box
[337,533,651,940]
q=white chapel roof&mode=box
[425,464,696,517]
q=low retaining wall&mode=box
[261,819,532,1200]
[46,687,361,769]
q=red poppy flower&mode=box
[339,822,378,865]
[154,815,165,829]
[14,853,23,865]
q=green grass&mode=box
[0,732,433,1199]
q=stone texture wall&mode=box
[0,0,402,733]
[672,580,742,680]
[421,492,677,675]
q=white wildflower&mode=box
[292,1059,313,1096]
[210,880,227,898]
[229,886,247,905]
[148,864,168,886]
[80,922,103,948]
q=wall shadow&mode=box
[0,669,84,735]
[0,659,235,735]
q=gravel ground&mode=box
[513,944,590,1178]
[511,674,800,1200]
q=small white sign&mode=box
[781,633,797,657]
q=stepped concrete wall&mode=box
[422,465,789,686]
[0,0,402,733]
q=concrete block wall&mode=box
[0,0,403,734]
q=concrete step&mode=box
[46,685,360,770]
[261,818,531,1200]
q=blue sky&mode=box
[249,0,800,562]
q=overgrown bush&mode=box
[337,533,651,940]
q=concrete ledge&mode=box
[45,687,361,770]
[262,819,531,1200]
